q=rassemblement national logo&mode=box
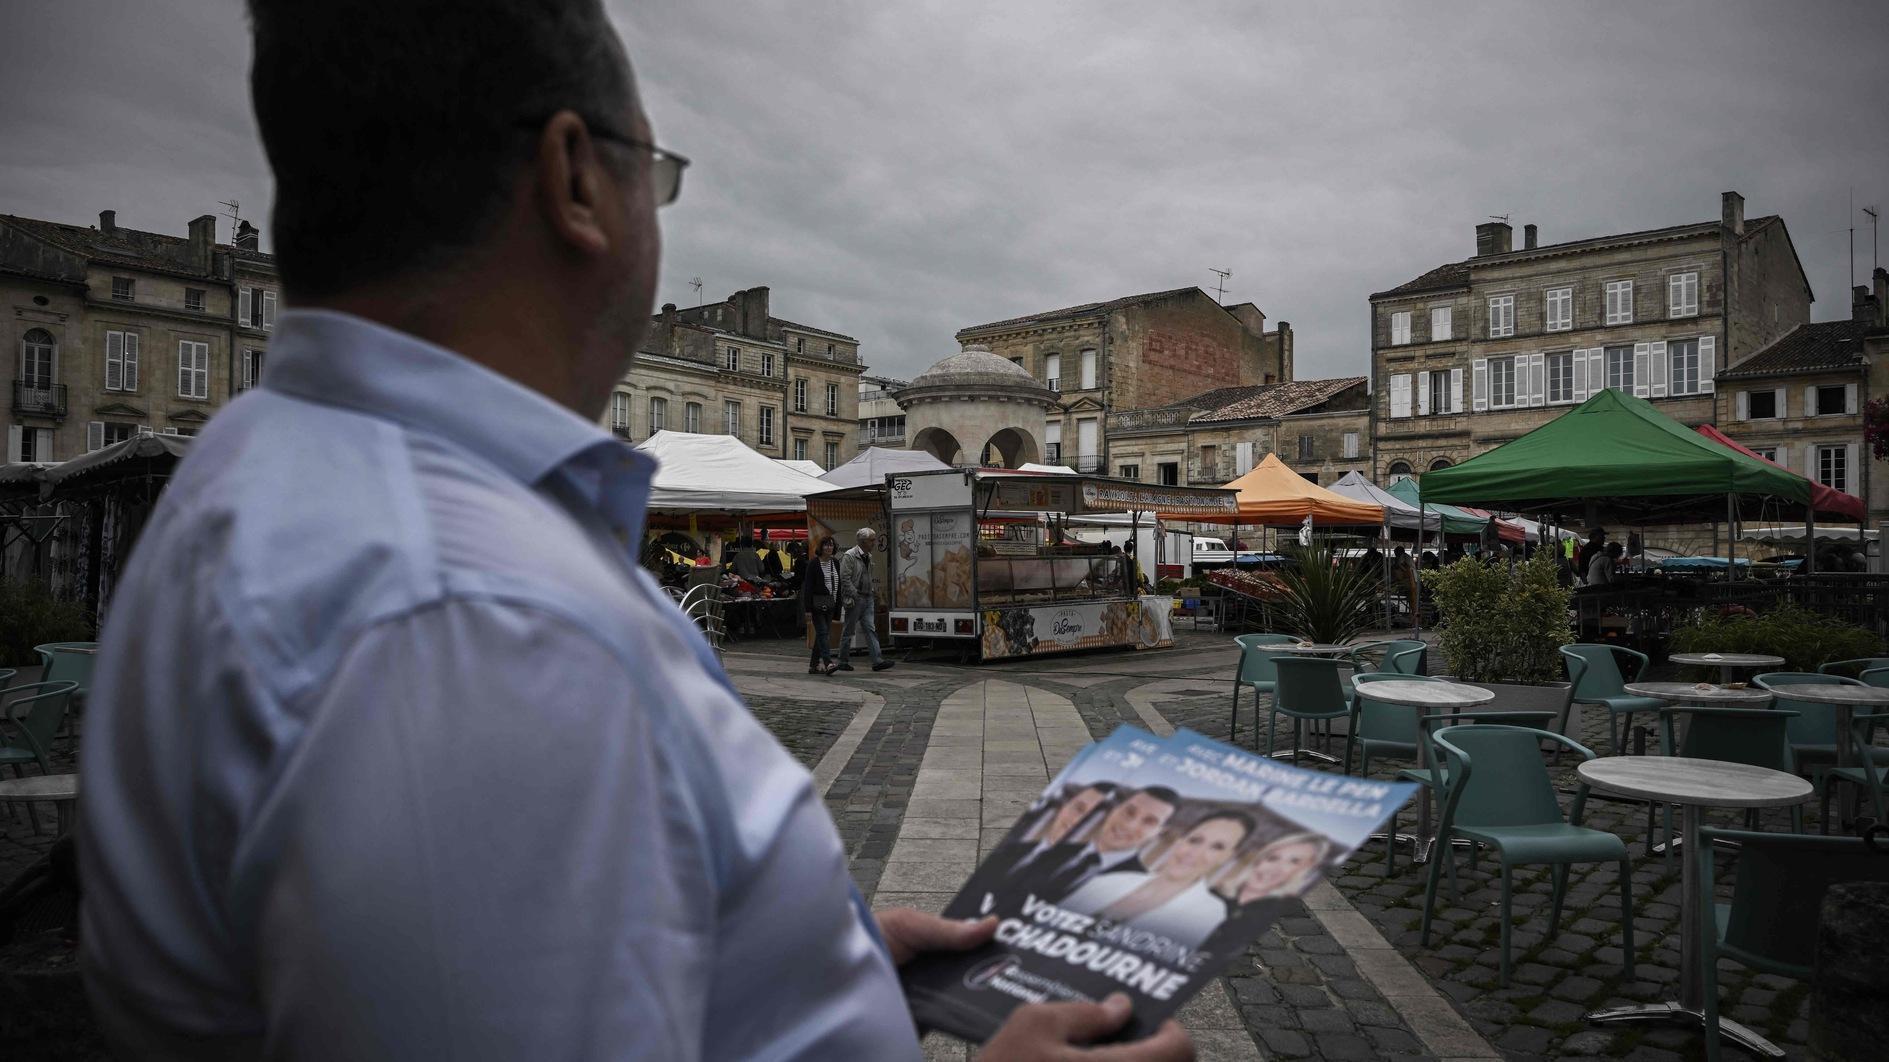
[963,955,1021,990]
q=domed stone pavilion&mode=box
[895,344,1058,468]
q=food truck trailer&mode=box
[883,469,1237,661]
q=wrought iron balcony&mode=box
[12,381,67,418]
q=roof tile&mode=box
[957,286,1204,334]
[1719,319,1866,378]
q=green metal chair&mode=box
[1753,672,1883,770]
[1344,672,1437,776]
[1420,724,1634,987]
[1651,707,1802,858]
[1229,634,1300,745]
[34,644,97,695]
[1817,711,1888,831]
[1267,657,1350,766]
[1694,827,1889,1062]
[1350,639,1426,676]
[0,668,15,691]
[1392,709,1563,883]
[1858,667,1889,690]
[1560,644,1664,755]
[1818,657,1889,679]
[0,681,79,776]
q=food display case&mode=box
[885,469,1238,661]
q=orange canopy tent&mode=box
[1222,454,1386,526]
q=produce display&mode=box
[1205,568,1289,599]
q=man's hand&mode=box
[984,994,1194,1061]
[874,908,996,966]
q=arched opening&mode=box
[981,427,1040,469]
[1386,460,1413,484]
[1429,457,1454,471]
[912,425,965,466]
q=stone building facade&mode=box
[1369,191,1809,485]
[857,374,907,453]
[896,347,1057,469]
[1106,378,1370,488]
[954,287,1292,473]
[1717,271,1887,527]
[3,209,278,462]
[608,287,864,471]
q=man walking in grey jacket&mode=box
[838,527,894,672]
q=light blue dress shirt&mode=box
[78,310,920,1060]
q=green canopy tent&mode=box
[1417,387,1813,571]
[1385,478,1489,537]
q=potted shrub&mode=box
[1668,603,1883,675]
[0,580,92,670]
[1272,542,1379,645]
[1421,551,1576,717]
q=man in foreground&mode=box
[76,2,1188,1059]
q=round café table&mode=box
[1667,652,1783,685]
[0,773,79,835]
[1351,679,1495,860]
[1622,683,1776,855]
[1578,756,1810,1058]
[1774,683,1889,825]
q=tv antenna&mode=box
[1208,268,1231,304]
[1865,205,1879,273]
[689,276,703,301]
[1488,213,1510,225]
[218,199,242,238]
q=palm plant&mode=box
[1271,540,1379,644]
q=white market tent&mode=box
[1739,525,1879,548]
[1327,471,1441,532]
[819,446,952,490]
[637,430,835,511]
[1017,462,1078,475]
[775,458,827,477]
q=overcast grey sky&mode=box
[4,1,1886,383]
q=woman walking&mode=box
[802,536,842,674]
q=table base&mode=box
[1267,747,1339,764]
[1585,1001,1785,1058]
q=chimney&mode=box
[187,214,216,272]
[234,219,259,251]
[738,286,771,338]
[1875,267,1888,327]
[98,209,116,233]
[1854,286,1874,324]
[1722,190,1745,237]
[1523,223,1538,250]
[1475,221,1512,257]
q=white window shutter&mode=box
[1846,383,1859,414]
[33,428,50,460]
[124,332,139,390]
[1847,442,1859,489]
[87,421,103,452]
[1571,349,1589,402]
[1236,440,1253,472]
[239,287,252,327]
[105,331,123,391]
[1735,391,1748,420]
[1772,386,1785,417]
[1529,352,1546,406]
[1449,367,1464,412]
[1588,348,1605,396]
[262,291,277,330]
[1389,373,1411,418]
[1774,444,1788,469]
[1648,340,1668,398]
[1632,342,1651,398]
[160,427,178,435]
[1472,359,1488,411]
[1416,371,1431,415]
[1696,335,1714,393]
[1804,445,1816,480]
[5,426,20,463]
[1805,385,1818,416]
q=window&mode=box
[1428,371,1449,415]
[1816,445,1848,493]
[1157,462,1179,486]
[724,347,740,371]
[1546,351,1575,403]
[793,438,808,462]
[1009,356,1023,367]
[1429,306,1451,342]
[1076,417,1098,471]
[241,348,264,391]
[1668,338,1700,395]
[177,340,210,399]
[823,441,838,469]
[1429,458,1454,471]
[1299,472,1319,484]
[684,401,702,433]
[1487,295,1515,337]
[11,425,48,462]
[794,378,807,412]
[796,337,805,353]
[1200,444,1217,472]
[1045,422,1060,464]
[1604,345,1634,392]
[20,328,57,389]
[1118,464,1140,480]
[1748,446,1777,462]
[1746,390,1777,419]
[104,330,139,391]
[610,392,632,432]
[1544,287,1573,332]
[1343,431,1359,459]
[1668,272,1698,318]
[1045,353,1061,392]
[1814,385,1848,416]
[1604,280,1633,325]
[648,397,667,431]
[184,288,205,312]
[723,400,741,436]
[1297,434,1314,461]
[1387,461,1413,483]
[826,343,835,358]
[111,276,134,301]
[825,383,839,417]
[1390,311,1412,345]
[1488,355,1517,408]
[761,351,774,377]
[1080,349,1098,390]
[758,406,774,445]
[88,421,140,451]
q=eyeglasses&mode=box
[513,118,690,208]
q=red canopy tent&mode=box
[1695,425,1864,521]
[1455,506,1527,544]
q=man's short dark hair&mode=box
[248,0,634,298]
[1135,785,1181,810]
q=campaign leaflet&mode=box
[901,726,1418,1044]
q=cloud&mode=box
[3,0,1885,386]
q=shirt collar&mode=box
[263,309,641,491]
